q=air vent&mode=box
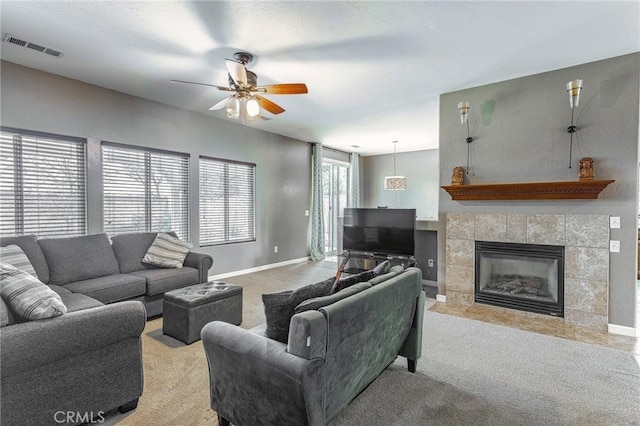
[3,33,64,58]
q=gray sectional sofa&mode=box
[202,266,425,426]
[0,231,213,425]
[1,231,213,317]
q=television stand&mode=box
[341,251,416,274]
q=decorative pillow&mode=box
[1,244,37,277]
[262,276,334,343]
[295,282,372,314]
[0,297,15,327]
[142,233,193,268]
[368,264,405,286]
[0,263,67,321]
[330,260,391,294]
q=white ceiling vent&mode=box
[3,33,64,58]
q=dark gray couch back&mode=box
[110,231,177,273]
[39,233,120,286]
[0,235,50,283]
[320,267,422,421]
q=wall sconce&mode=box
[566,79,583,168]
[384,140,407,190]
[457,101,473,174]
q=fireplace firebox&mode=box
[475,241,564,317]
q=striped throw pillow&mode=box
[1,245,37,278]
[0,263,67,321]
[142,233,193,268]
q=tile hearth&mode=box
[445,213,609,332]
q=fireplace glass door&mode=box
[475,241,564,317]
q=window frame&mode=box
[199,155,256,247]
[0,126,87,238]
[101,141,190,240]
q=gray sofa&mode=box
[202,267,425,426]
[0,231,213,425]
[1,231,213,317]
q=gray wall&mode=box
[0,61,312,275]
[438,53,640,327]
[362,149,439,220]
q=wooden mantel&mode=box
[441,179,615,201]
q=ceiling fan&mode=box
[171,51,308,122]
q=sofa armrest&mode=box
[287,309,328,360]
[183,251,213,283]
[399,290,426,363]
[0,301,146,376]
[201,321,325,426]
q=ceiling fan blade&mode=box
[256,95,285,115]
[170,79,231,91]
[209,95,233,111]
[258,83,308,95]
[225,59,247,86]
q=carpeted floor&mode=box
[105,260,640,425]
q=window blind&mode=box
[199,157,255,245]
[0,128,86,238]
[102,143,190,240]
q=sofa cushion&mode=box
[1,244,37,277]
[129,266,199,296]
[0,263,67,322]
[142,233,193,268]
[62,274,146,304]
[111,231,178,273]
[59,292,105,313]
[368,265,405,285]
[295,282,372,314]
[262,276,334,343]
[39,233,120,286]
[330,260,391,294]
[0,235,50,283]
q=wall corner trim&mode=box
[607,323,639,337]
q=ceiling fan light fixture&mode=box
[226,96,240,119]
[246,97,260,118]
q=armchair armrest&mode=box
[201,321,325,426]
[0,301,146,376]
[183,251,213,283]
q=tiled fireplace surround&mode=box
[445,213,609,332]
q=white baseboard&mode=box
[607,323,639,337]
[436,294,447,303]
[208,257,310,281]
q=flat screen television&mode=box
[342,208,416,256]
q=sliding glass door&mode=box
[322,160,349,255]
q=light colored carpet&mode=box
[106,260,640,425]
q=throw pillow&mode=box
[142,233,193,268]
[368,264,405,286]
[0,263,67,321]
[294,282,372,314]
[330,260,391,294]
[262,276,334,343]
[0,244,37,277]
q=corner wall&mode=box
[0,61,312,275]
[438,53,640,328]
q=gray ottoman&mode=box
[163,282,243,344]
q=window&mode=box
[0,128,86,238]
[102,143,190,240]
[199,157,255,245]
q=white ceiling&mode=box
[1,1,638,156]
